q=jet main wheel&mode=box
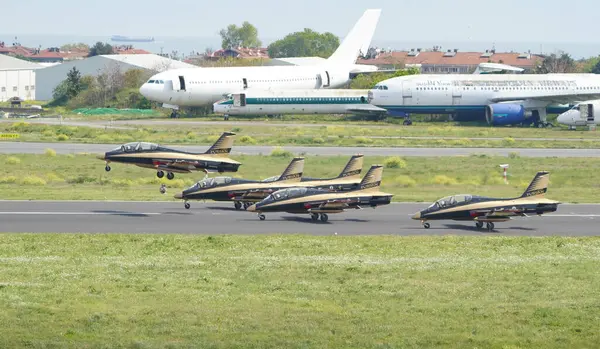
[311,213,319,221]
[243,202,252,210]
[184,201,190,210]
[423,223,431,229]
[258,214,266,221]
[475,221,484,229]
[234,201,242,210]
[486,222,495,232]
[105,165,111,172]
[167,172,175,180]
[320,214,328,222]
[157,171,165,178]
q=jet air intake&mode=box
[485,104,527,126]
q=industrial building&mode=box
[35,54,198,101]
[0,55,43,102]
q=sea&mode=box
[2,34,599,59]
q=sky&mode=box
[2,0,600,57]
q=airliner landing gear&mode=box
[223,114,230,121]
[234,201,242,210]
[475,221,484,229]
[166,172,175,180]
[170,111,178,118]
[486,222,495,232]
[157,171,164,178]
[184,201,190,209]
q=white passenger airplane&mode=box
[556,100,600,129]
[139,9,382,116]
[368,74,600,127]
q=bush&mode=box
[6,157,20,165]
[502,137,516,146]
[45,173,64,183]
[239,135,257,144]
[433,175,458,186]
[508,151,520,159]
[394,175,416,187]
[0,176,18,184]
[270,147,293,157]
[21,175,47,186]
[312,137,325,144]
[45,148,57,157]
[57,134,69,141]
[383,156,407,169]
[355,136,373,144]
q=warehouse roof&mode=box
[0,54,44,71]
[99,54,197,70]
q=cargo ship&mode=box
[111,35,155,42]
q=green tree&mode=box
[268,29,340,58]
[66,67,82,99]
[219,22,262,49]
[349,68,420,89]
[60,43,89,51]
[534,52,576,73]
[591,59,600,74]
[88,42,114,56]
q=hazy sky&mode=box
[3,0,599,43]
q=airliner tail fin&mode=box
[326,9,381,66]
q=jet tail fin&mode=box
[205,132,236,157]
[326,9,381,66]
[277,157,305,183]
[520,171,550,198]
[337,154,364,179]
[357,165,383,192]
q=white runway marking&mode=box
[0,212,161,215]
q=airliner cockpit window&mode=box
[147,80,155,84]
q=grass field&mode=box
[0,234,599,348]
[2,121,600,149]
[1,153,599,203]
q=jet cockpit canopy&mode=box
[114,142,159,152]
[194,176,232,189]
[268,187,308,201]
[429,194,473,210]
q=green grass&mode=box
[2,121,600,148]
[0,234,599,348]
[2,153,600,203]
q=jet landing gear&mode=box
[234,201,242,210]
[104,162,111,172]
[157,171,175,180]
[310,213,329,222]
[184,200,190,209]
[475,221,495,232]
[421,220,430,229]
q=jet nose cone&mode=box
[247,204,257,212]
[97,154,105,160]
[411,211,421,220]
[174,192,183,199]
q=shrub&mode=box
[312,137,325,144]
[508,151,520,159]
[57,134,70,141]
[6,157,20,165]
[502,137,516,146]
[231,127,242,133]
[0,176,17,184]
[433,175,458,186]
[21,175,47,186]
[394,175,416,187]
[239,135,257,144]
[270,147,293,157]
[355,136,373,144]
[45,173,64,183]
[383,156,407,169]
[45,148,57,157]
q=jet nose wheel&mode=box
[105,165,111,172]
[157,171,165,178]
[258,214,266,221]
[423,222,430,229]
[166,172,175,180]
[184,201,190,209]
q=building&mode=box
[0,55,43,102]
[357,49,544,73]
[204,47,269,60]
[35,54,197,101]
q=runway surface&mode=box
[2,141,599,157]
[0,201,597,236]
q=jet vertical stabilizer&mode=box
[520,171,550,198]
[326,9,382,66]
[205,132,236,157]
[277,157,305,182]
[357,165,383,192]
[337,154,364,179]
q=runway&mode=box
[2,141,599,157]
[0,201,597,236]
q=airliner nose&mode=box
[557,110,575,125]
[139,83,150,98]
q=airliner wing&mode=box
[490,91,600,105]
[346,105,388,115]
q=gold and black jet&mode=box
[98,132,240,180]
[174,155,364,210]
[247,164,393,222]
[412,171,560,232]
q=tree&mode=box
[60,43,89,51]
[268,29,340,58]
[591,59,600,74]
[219,22,262,49]
[66,67,82,99]
[534,52,577,73]
[88,42,114,56]
[349,68,420,89]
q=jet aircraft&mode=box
[174,155,364,210]
[411,171,559,232]
[138,9,382,116]
[247,164,392,222]
[556,100,599,129]
[98,132,240,179]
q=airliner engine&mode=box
[485,104,529,125]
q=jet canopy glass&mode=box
[195,176,232,189]
[270,187,308,201]
[115,142,159,152]
[429,194,473,209]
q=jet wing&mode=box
[151,159,196,173]
[306,197,361,212]
[489,91,600,105]
[470,206,528,221]
[346,104,388,115]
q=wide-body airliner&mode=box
[368,74,600,127]
[139,9,382,115]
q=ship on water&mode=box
[111,35,155,43]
